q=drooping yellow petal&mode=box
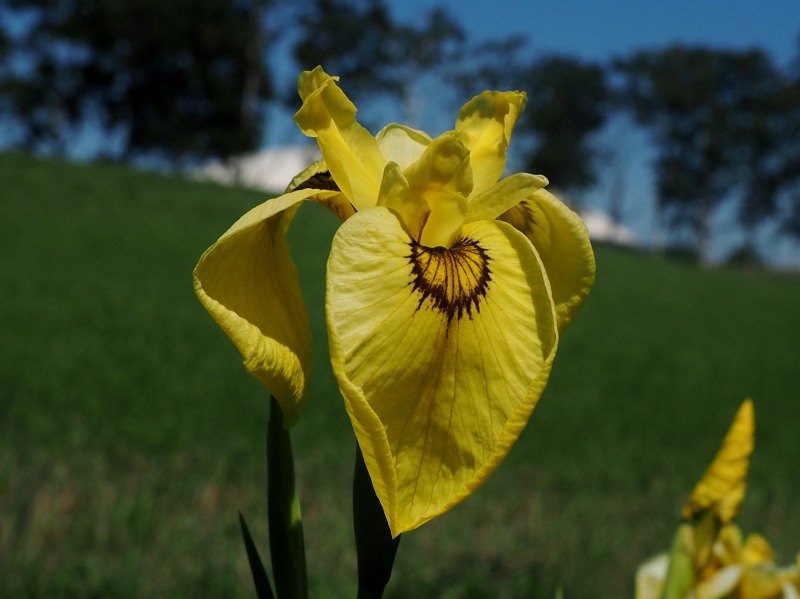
[404,133,472,248]
[683,399,755,523]
[294,66,384,211]
[193,188,337,427]
[376,123,431,171]
[455,90,526,195]
[498,188,595,333]
[326,206,558,536]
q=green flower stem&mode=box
[267,396,307,599]
[353,446,401,599]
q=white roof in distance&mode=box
[578,205,639,246]
[193,146,321,192]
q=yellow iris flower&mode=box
[193,66,595,536]
[636,400,800,599]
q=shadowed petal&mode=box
[377,162,429,241]
[498,188,595,333]
[194,188,337,427]
[376,123,431,171]
[326,206,558,536]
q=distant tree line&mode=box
[1,0,799,262]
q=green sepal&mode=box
[660,523,697,599]
[238,511,276,599]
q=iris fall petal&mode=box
[326,207,558,535]
[194,188,337,427]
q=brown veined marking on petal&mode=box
[407,236,492,327]
[290,170,355,221]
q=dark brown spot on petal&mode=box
[290,170,340,192]
[290,170,355,221]
[407,237,492,325]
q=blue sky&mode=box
[8,1,800,264]
[392,0,799,65]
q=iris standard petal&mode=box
[498,188,595,333]
[455,90,526,195]
[194,188,337,427]
[376,162,429,240]
[404,133,472,248]
[294,67,385,211]
[683,399,754,523]
[326,206,558,536]
[376,123,431,171]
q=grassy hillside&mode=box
[1,153,798,598]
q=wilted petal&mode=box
[455,90,526,195]
[294,66,384,210]
[326,206,558,536]
[194,188,337,427]
[683,399,754,523]
[499,188,595,333]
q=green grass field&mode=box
[1,152,798,598]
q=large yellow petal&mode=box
[683,399,755,523]
[294,66,384,211]
[455,90,526,195]
[498,188,595,333]
[194,188,337,427]
[326,206,558,536]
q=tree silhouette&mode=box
[2,0,276,164]
[519,56,610,195]
[617,46,784,263]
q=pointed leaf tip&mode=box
[238,511,275,599]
